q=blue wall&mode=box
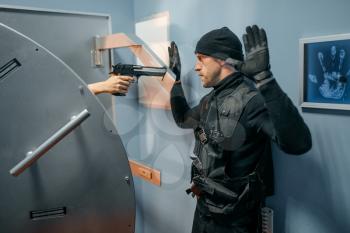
[133,0,350,233]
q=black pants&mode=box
[191,206,260,233]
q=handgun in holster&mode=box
[111,63,167,96]
[190,175,238,203]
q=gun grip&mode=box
[113,93,126,96]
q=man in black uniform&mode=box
[168,25,312,233]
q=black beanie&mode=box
[195,27,243,61]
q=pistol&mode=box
[111,63,167,96]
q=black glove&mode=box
[168,41,181,81]
[240,25,272,82]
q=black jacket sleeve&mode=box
[260,79,312,154]
[246,79,312,155]
[170,83,200,129]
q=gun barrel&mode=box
[112,64,167,78]
[133,67,167,77]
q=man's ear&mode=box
[218,59,226,67]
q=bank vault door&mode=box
[0,23,135,233]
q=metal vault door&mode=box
[0,23,135,233]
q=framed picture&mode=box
[299,33,350,110]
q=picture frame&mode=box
[299,33,350,110]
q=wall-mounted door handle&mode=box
[10,109,90,177]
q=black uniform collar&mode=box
[213,71,243,94]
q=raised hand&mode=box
[241,25,272,82]
[168,41,181,81]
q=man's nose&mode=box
[194,62,201,72]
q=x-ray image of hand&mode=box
[308,45,350,100]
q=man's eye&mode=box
[197,56,204,62]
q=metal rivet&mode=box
[79,86,85,96]
[26,151,33,157]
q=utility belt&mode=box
[187,156,264,216]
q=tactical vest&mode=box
[191,77,265,216]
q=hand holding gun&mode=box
[87,74,134,95]
[111,63,167,96]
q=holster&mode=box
[188,172,263,216]
[192,176,238,203]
